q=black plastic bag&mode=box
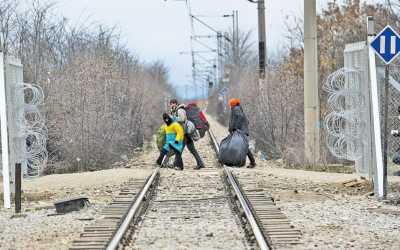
[218,131,249,167]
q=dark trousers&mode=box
[171,146,183,168]
[157,145,183,168]
[247,150,256,165]
[176,136,205,167]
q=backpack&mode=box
[184,120,200,141]
[185,104,209,138]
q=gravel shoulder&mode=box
[209,114,400,250]
[0,168,152,250]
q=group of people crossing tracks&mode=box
[156,98,257,171]
[70,100,301,249]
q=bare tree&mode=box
[0,0,174,173]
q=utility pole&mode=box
[217,32,223,86]
[257,0,266,79]
[247,0,266,79]
[235,10,239,65]
[229,11,239,65]
[224,11,236,63]
[304,0,320,165]
[223,11,239,73]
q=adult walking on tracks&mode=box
[170,99,205,170]
[228,98,256,168]
[156,113,184,170]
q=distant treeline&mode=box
[0,0,174,173]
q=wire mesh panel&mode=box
[378,63,400,176]
[342,42,375,176]
[3,57,26,185]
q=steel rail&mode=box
[207,130,270,250]
[225,168,270,250]
[208,130,220,154]
[106,167,160,250]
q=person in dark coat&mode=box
[228,98,256,168]
[169,99,205,170]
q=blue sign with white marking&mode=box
[371,25,400,64]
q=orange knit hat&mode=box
[229,98,240,108]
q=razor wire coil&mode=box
[323,68,366,160]
[18,83,47,176]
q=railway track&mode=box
[209,129,302,249]
[69,169,160,250]
[70,128,300,250]
[128,168,249,249]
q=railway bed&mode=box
[69,129,301,250]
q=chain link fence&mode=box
[378,62,400,176]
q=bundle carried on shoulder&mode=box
[218,130,249,167]
[185,103,209,138]
[156,124,167,151]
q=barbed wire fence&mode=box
[20,83,48,176]
[323,67,366,162]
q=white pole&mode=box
[304,0,320,165]
[367,16,385,199]
[0,51,11,208]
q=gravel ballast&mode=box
[1,115,399,249]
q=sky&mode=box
[50,0,381,98]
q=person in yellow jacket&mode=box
[156,113,185,170]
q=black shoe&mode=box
[174,166,184,171]
[194,165,203,170]
[247,163,256,168]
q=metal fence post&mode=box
[382,66,390,198]
[15,163,21,213]
[367,16,385,199]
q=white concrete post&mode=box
[0,51,11,208]
[304,0,320,165]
